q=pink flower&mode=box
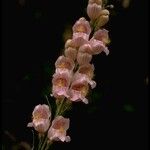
[93,29,110,45]
[51,72,71,98]
[69,77,89,104]
[90,38,109,55]
[77,52,92,65]
[74,71,96,89]
[87,3,102,20]
[27,104,51,133]
[72,32,89,48]
[64,47,77,61]
[55,55,75,73]
[72,17,91,35]
[48,116,70,142]
[78,43,93,54]
[78,63,95,79]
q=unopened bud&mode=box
[87,3,102,20]
[64,47,77,61]
[77,52,92,65]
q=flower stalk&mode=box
[27,0,112,149]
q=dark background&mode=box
[1,0,148,149]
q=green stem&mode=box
[41,137,48,150]
[55,98,65,117]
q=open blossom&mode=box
[93,29,110,45]
[69,77,89,104]
[73,17,91,35]
[55,55,75,73]
[90,38,109,55]
[72,32,89,48]
[72,17,91,48]
[51,72,71,98]
[27,104,51,133]
[74,70,96,89]
[48,116,70,142]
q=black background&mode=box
[1,0,149,149]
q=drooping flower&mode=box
[51,72,71,98]
[69,77,89,104]
[48,116,70,142]
[90,38,109,55]
[55,55,75,73]
[72,17,91,35]
[87,3,102,20]
[27,104,51,133]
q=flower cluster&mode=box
[51,0,110,104]
[27,0,111,149]
[27,104,70,142]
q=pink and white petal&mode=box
[73,17,91,35]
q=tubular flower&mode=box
[93,29,110,45]
[87,3,102,20]
[65,39,76,49]
[27,104,51,133]
[78,43,93,55]
[69,78,89,104]
[90,38,109,55]
[72,32,89,48]
[55,55,75,73]
[64,47,77,61]
[48,116,70,142]
[78,63,95,79]
[72,17,91,35]
[74,70,96,89]
[77,52,92,65]
[51,72,71,98]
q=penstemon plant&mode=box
[27,0,112,149]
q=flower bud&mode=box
[65,39,76,49]
[64,47,77,61]
[87,3,102,20]
[79,44,93,54]
[95,9,110,28]
[77,52,92,65]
